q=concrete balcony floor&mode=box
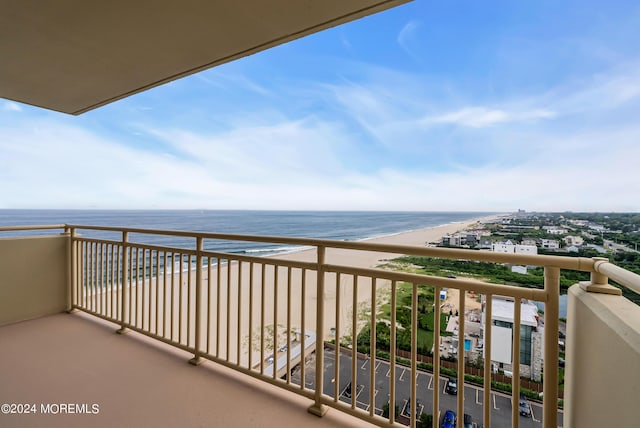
[0,313,372,428]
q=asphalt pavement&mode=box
[290,347,563,427]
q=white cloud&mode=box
[422,107,556,128]
[397,20,421,60]
[3,101,23,112]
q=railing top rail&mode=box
[595,260,640,295]
[66,223,596,271]
[0,224,67,232]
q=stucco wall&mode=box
[0,235,68,325]
[564,284,640,428]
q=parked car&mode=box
[519,397,532,417]
[463,413,473,428]
[441,410,456,428]
[445,378,457,395]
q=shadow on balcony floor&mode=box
[0,312,373,428]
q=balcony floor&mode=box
[0,312,373,428]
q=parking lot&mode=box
[291,347,562,427]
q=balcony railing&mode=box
[2,224,640,428]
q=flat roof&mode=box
[491,296,539,327]
[0,0,410,115]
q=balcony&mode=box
[1,225,639,428]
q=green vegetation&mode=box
[391,256,590,292]
[357,282,450,355]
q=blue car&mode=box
[442,410,456,428]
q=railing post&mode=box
[116,231,129,334]
[308,246,328,417]
[543,266,560,428]
[189,237,204,366]
[579,257,622,295]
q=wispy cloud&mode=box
[397,20,421,60]
[2,101,23,112]
[422,107,556,128]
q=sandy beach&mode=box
[203,215,497,365]
[109,215,499,367]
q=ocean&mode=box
[0,210,494,255]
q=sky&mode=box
[2,0,640,212]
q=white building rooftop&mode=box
[492,297,539,327]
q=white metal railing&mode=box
[6,224,639,428]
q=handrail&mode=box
[66,223,595,271]
[0,224,66,232]
[595,260,640,295]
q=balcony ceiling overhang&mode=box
[0,0,409,115]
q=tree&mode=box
[417,413,433,428]
[381,401,400,419]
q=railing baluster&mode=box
[483,293,493,428]
[300,267,307,390]
[390,279,396,423]
[351,274,359,410]
[248,261,254,369]
[286,266,291,383]
[117,232,129,334]
[207,257,212,355]
[334,272,341,401]
[273,264,279,380]
[433,286,441,428]
[543,267,560,428]
[369,277,376,418]
[216,257,222,358]
[237,260,243,366]
[512,297,522,428]
[260,263,266,374]
[227,258,232,361]
[308,246,327,417]
[189,237,204,365]
[187,253,192,347]
[170,252,175,341]
[410,282,418,428]
[457,289,465,422]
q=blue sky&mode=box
[2,0,640,211]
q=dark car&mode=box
[463,413,473,428]
[519,397,531,417]
[445,378,457,395]
[441,410,456,428]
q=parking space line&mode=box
[360,359,368,370]
[374,361,381,373]
[476,389,482,405]
[427,376,433,390]
[442,381,447,395]
[493,394,499,410]
[355,384,365,399]
[386,368,391,377]
[531,404,540,422]
[399,368,406,381]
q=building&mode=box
[481,296,543,381]
[540,239,560,250]
[491,240,537,254]
[564,235,584,247]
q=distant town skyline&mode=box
[2,1,639,211]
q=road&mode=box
[291,347,563,427]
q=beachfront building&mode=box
[491,240,538,255]
[540,239,560,250]
[480,296,543,381]
[564,235,585,247]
